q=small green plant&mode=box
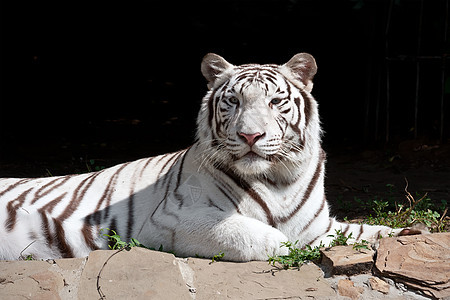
[45,169,53,177]
[21,254,35,261]
[327,230,369,251]
[363,181,448,232]
[327,229,353,247]
[268,241,323,269]
[210,251,225,263]
[19,241,37,261]
[86,159,106,172]
[100,228,173,253]
[101,228,147,250]
[372,199,389,217]
[352,239,370,251]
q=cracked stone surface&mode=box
[1,234,449,300]
[186,256,335,299]
[375,232,450,299]
[0,259,69,300]
[78,247,190,299]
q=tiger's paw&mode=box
[261,228,290,258]
[214,217,290,261]
[239,224,289,261]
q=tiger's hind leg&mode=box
[310,219,429,249]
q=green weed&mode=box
[100,228,175,254]
[268,241,323,269]
[363,181,448,232]
[327,229,352,247]
[210,251,225,263]
[101,228,142,250]
[19,240,37,261]
[327,229,370,251]
[100,228,152,251]
[86,159,106,172]
[352,239,370,251]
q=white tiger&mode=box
[0,53,412,261]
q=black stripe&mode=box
[275,117,286,136]
[40,211,53,246]
[207,197,225,212]
[127,185,136,239]
[157,151,184,182]
[299,89,313,128]
[81,215,99,251]
[5,188,33,232]
[307,218,333,246]
[0,179,32,198]
[207,91,216,128]
[107,218,118,249]
[222,168,275,226]
[208,79,230,128]
[32,177,70,204]
[99,164,130,220]
[159,151,185,189]
[138,157,155,178]
[290,96,302,137]
[38,193,67,246]
[277,153,324,224]
[356,224,364,240]
[151,170,175,218]
[264,75,276,85]
[216,185,240,212]
[174,148,191,208]
[53,218,74,258]
[300,196,326,232]
[57,172,101,220]
[342,223,350,236]
[39,193,67,214]
[280,107,292,114]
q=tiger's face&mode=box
[197,53,320,181]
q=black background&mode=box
[1,0,449,176]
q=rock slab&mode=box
[0,257,86,300]
[78,247,190,300]
[375,232,450,299]
[187,258,335,299]
[320,245,375,276]
[0,247,337,300]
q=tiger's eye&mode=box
[270,98,282,105]
[229,97,239,104]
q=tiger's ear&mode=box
[282,53,317,92]
[201,53,233,89]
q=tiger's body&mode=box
[0,53,401,261]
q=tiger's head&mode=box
[196,53,322,183]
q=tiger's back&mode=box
[0,53,406,261]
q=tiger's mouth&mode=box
[231,150,273,176]
[243,151,260,159]
[239,151,267,162]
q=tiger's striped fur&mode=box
[0,53,402,261]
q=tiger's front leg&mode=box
[174,210,289,261]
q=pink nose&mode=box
[238,132,265,146]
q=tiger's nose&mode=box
[238,132,265,146]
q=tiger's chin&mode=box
[231,153,272,177]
